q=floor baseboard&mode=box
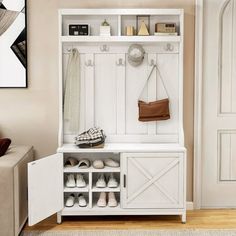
[187,201,194,210]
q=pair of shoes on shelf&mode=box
[75,127,106,148]
[78,159,90,169]
[64,157,79,167]
[66,174,86,188]
[97,192,118,207]
[96,173,118,188]
[93,158,120,169]
[65,194,87,207]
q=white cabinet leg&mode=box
[181,212,186,224]
[57,212,62,224]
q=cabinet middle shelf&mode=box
[64,166,121,173]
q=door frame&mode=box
[193,0,204,209]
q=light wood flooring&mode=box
[24,210,236,231]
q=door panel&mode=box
[28,154,63,226]
[121,153,184,209]
[202,0,236,207]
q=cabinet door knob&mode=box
[123,174,126,188]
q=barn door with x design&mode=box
[121,153,184,209]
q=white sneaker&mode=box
[97,192,107,207]
[65,174,76,188]
[104,158,119,168]
[65,194,75,207]
[108,192,118,207]
[78,194,87,207]
[76,174,86,188]
[96,174,106,188]
[107,173,118,188]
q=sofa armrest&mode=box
[0,146,34,236]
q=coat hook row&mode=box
[116,58,125,66]
[85,59,94,67]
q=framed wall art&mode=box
[0,0,27,88]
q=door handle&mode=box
[123,174,126,188]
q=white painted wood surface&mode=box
[28,154,63,226]
[122,153,184,209]
[201,0,236,207]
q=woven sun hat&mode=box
[127,44,145,67]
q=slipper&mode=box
[104,158,120,168]
[65,194,75,207]
[108,192,118,207]
[78,194,87,207]
[93,160,104,169]
[78,159,90,169]
[65,174,76,188]
[64,157,79,167]
[107,173,118,188]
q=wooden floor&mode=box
[24,210,236,231]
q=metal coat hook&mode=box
[165,43,174,52]
[116,58,125,66]
[85,59,94,67]
[149,59,156,66]
[100,45,109,52]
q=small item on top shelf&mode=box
[65,194,75,207]
[75,127,106,148]
[126,25,135,36]
[78,159,90,169]
[68,24,90,36]
[100,19,111,36]
[64,157,79,167]
[154,23,177,36]
[127,44,145,67]
[65,174,76,188]
[136,15,150,36]
[104,158,120,168]
[93,160,104,169]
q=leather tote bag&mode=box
[138,64,170,122]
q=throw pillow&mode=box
[0,138,11,157]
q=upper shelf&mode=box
[60,35,181,43]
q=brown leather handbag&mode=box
[138,65,170,122]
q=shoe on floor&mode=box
[76,174,86,188]
[93,160,104,169]
[78,194,87,207]
[104,158,119,168]
[78,159,90,169]
[108,192,118,207]
[96,174,106,188]
[97,192,106,207]
[107,173,118,188]
[65,174,76,188]
[65,194,75,207]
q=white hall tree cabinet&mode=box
[28,9,186,226]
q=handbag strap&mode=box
[138,64,169,100]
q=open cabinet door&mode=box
[28,154,63,226]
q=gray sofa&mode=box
[0,146,34,236]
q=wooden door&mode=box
[201,0,236,207]
[28,154,63,226]
[121,153,184,209]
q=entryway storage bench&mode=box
[27,8,186,226]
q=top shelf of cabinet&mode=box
[59,9,184,40]
[60,35,181,43]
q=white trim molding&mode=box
[194,0,204,209]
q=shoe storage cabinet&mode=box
[27,9,186,226]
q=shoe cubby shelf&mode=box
[64,166,121,173]
[92,186,120,192]
[64,186,89,193]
